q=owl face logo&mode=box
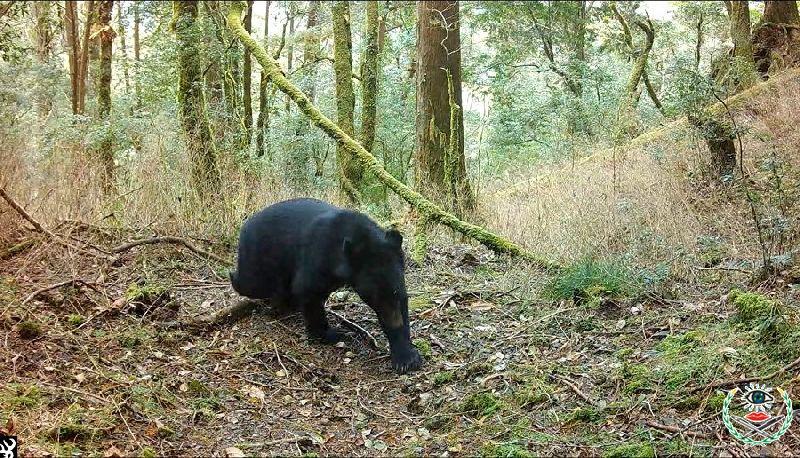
[722,382,793,446]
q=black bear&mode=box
[230,198,423,374]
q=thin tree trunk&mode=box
[695,10,704,70]
[303,1,319,103]
[361,0,379,154]
[285,6,295,113]
[415,0,472,214]
[88,0,102,114]
[332,0,363,204]
[32,1,54,120]
[174,0,221,196]
[97,0,115,191]
[64,1,80,115]
[116,1,130,95]
[610,2,665,116]
[225,2,556,268]
[78,0,95,115]
[727,0,757,89]
[133,0,141,110]
[619,18,655,137]
[242,0,253,147]
[256,0,271,157]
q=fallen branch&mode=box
[0,187,106,259]
[111,236,231,266]
[692,355,800,393]
[644,421,713,440]
[329,310,380,350]
[553,374,599,407]
[225,3,557,270]
[21,279,96,306]
[185,298,261,330]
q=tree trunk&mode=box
[242,0,253,147]
[32,1,54,120]
[617,17,655,137]
[303,1,320,103]
[610,2,665,116]
[256,0,271,157]
[116,1,130,95]
[753,1,800,76]
[79,0,95,115]
[727,0,758,88]
[763,0,800,24]
[285,6,295,113]
[133,0,141,110]
[689,115,737,180]
[97,0,114,191]
[64,1,80,115]
[361,0,379,154]
[332,1,364,204]
[225,2,556,269]
[415,1,472,215]
[88,0,102,113]
[174,0,221,196]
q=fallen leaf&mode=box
[103,445,124,457]
[224,446,245,458]
[275,370,287,378]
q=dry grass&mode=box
[481,71,800,270]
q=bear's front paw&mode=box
[391,346,423,374]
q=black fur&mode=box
[231,198,422,374]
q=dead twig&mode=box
[21,279,96,306]
[273,341,290,378]
[644,421,713,440]
[0,187,108,259]
[553,374,599,407]
[329,310,380,350]
[185,298,262,330]
[692,355,800,393]
[111,236,232,266]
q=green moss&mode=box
[118,326,151,348]
[413,338,432,358]
[707,392,726,411]
[621,364,654,394]
[67,314,85,326]
[140,448,158,458]
[461,392,502,418]
[125,282,169,304]
[567,407,605,424]
[409,295,432,312]
[481,442,532,458]
[433,371,454,386]
[514,381,552,407]
[17,320,42,339]
[602,442,655,458]
[3,383,41,410]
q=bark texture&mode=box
[64,1,81,115]
[753,0,800,76]
[174,0,221,196]
[361,0,379,154]
[97,0,115,191]
[332,1,364,203]
[415,0,472,214]
[242,1,254,146]
[256,0,271,157]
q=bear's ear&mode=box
[386,228,403,248]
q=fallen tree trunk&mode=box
[225,2,556,270]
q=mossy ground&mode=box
[1,233,798,456]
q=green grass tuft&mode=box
[602,442,655,458]
[413,338,432,358]
[481,442,532,458]
[433,371,454,386]
[461,392,503,418]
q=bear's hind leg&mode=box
[294,291,341,344]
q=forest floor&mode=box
[2,222,800,457]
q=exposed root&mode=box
[21,279,97,306]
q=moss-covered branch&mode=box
[225,2,556,269]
